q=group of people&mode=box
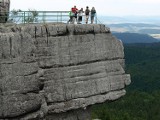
[68,6,96,24]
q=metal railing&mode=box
[0,11,98,24]
[9,11,69,24]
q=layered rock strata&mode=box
[0,23,131,119]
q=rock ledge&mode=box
[0,23,131,120]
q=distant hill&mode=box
[113,32,159,43]
[107,23,160,34]
[108,23,160,28]
[138,29,160,34]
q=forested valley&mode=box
[92,43,160,120]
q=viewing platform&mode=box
[0,11,98,24]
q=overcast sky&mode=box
[11,0,160,16]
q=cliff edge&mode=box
[0,23,131,120]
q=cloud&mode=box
[132,0,160,4]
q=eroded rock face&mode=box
[0,23,131,119]
[0,0,10,23]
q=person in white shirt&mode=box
[77,8,84,24]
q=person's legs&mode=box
[78,16,82,24]
[91,16,94,24]
[80,16,82,23]
[77,16,80,24]
[72,17,75,24]
[75,15,77,24]
[67,16,71,24]
[86,15,89,24]
[70,16,73,24]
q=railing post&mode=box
[57,12,58,23]
[95,13,97,24]
[42,11,46,23]
[61,12,62,23]
[23,11,25,24]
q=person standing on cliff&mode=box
[85,6,90,24]
[67,8,74,24]
[77,8,84,24]
[91,7,96,24]
[71,6,78,24]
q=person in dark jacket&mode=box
[91,7,96,24]
[85,6,90,24]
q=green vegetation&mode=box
[113,33,159,43]
[92,91,160,120]
[10,9,38,23]
[125,43,160,92]
[92,43,160,120]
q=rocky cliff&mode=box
[0,0,10,23]
[0,23,131,120]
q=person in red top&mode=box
[72,6,78,14]
[71,6,78,23]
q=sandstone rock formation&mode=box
[0,0,10,23]
[0,23,131,120]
